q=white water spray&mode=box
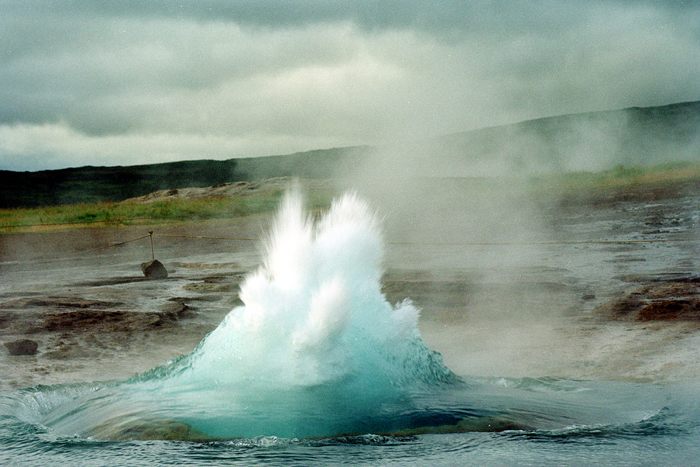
[177,188,453,390]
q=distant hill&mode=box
[431,100,700,175]
[1,100,698,208]
[0,146,369,208]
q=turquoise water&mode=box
[1,191,699,465]
[2,378,699,465]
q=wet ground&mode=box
[0,217,267,390]
[0,187,698,390]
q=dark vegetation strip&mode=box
[0,147,367,208]
[0,187,334,231]
[0,162,698,233]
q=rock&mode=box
[638,299,699,321]
[160,301,194,319]
[4,339,38,355]
[43,309,178,332]
[3,297,122,309]
[595,279,700,321]
[141,259,168,279]
[91,419,210,441]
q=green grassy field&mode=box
[0,190,285,232]
[530,161,700,192]
[1,162,698,233]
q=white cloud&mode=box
[1,1,699,170]
[0,123,343,170]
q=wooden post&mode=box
[149,230,155,261]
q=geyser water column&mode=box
[180,190,453,389]
[39,189,457,440]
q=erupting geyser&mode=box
[34,189,458,440]
[183,189,455,391]
[6,187,688,452]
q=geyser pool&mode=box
[15,190,464,440]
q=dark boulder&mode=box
[4,339,38,356]
[141,259,168,279]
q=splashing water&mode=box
[183,189,455,390]
[25,190,458,440]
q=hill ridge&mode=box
[1,100,698,207]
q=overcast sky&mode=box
[1,0,699,170]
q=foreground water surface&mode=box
[2,377,699,465]
[1,187,698,465]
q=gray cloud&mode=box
[1,1,699,169]
[8,1,698,38]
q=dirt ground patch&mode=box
[595,277,700,322]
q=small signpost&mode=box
[141,230,168,279]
